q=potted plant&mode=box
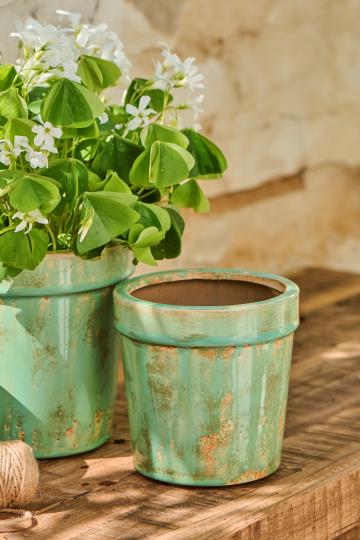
[0,10,226,458]
[114,269,299,486]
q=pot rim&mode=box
[114,269,299,346]
[115,268,299,312]
[1,245,133,297]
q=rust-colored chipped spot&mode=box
[197,348,217,360]
[147,378,174,412]
[227,467,270,485]
[66,421,78,437]
[221,392,233,409]
[199,432,222,474]
[200,420,234,475]
[222,346,236,360]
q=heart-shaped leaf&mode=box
[9,174,61,214]
[92,134,142,182]
[141,124,189,149]
[77,191,139,253]
[78,55,121,92]
[182,128,227,179]
[0,64,17,91]
[0,228,48,270]
[41,79,104,127]
[40,159,89,212]
[151,207,185,260]
[149,142,194,187]
[0,88,28,119]
[171,179,210,213]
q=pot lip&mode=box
[115,267,299,312]
[1,244,133,297]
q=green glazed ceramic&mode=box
[114,268,299,486]
[0,246,133,458]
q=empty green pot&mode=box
[114,268,299,486]
[0,246,133,458]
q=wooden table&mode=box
[2,268,360,540]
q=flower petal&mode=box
[15,220,28,233]
[138,95,151,112]
[127,116,142,131]
[125,103,139,116]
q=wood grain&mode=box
[2,268,359,540]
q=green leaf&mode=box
[182,129,227,179]
[133,246,158,266]
[4,118,36,143]
[77,191,139,253]
[151,207,185,260]
[132,202,171,233]
[0,64,17,91]
[28,86,48,116]
[150,142,194,187]
[62,120,99,140]
[130,142,194,188]
[125,78,171,112]
[128,223,144,245]
[141,124,189,149]
[40,158,89,212]
[0,88,28,119]
[88,170,107,191]
[92,134,142,182]
[171,179,210,213]
[129,149,151,186]
[104,171,131,193]
[133,226,164,248]
[75,138,99,162]
[9,175,61,213]
[78,55,121,92]
[41,79,104,127]
[0,228,48,270]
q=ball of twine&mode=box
[0,440,39,508]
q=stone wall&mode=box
[0,0,359,273]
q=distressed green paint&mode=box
[0,246,133,459]
[114,269,299,486]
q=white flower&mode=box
[161,46,182,69]
[153,60,174,91]
[153,44,204,93]
[32,121,62,150]
[98,112,109,124]
[0,137,28,165]
[25,148,48,169]
[14,135,31,151]
[0,142,11,166]
[11,18,59,51]
[76,23,131,79]
[11,17,80,85]
[13,209,48,234]
[125,96,155,131]
[177,57,204,92]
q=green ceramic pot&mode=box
[114,268,299,486]
[0,246,133,458]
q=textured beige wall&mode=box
[0,0,359,273]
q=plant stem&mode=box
[46,224,57,251]
[0,224,16,236]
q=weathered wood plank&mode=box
[3,269,359,540]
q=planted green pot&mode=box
[114,269,299,486]
[0,246,133,458]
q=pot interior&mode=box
[131,278,283,306]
